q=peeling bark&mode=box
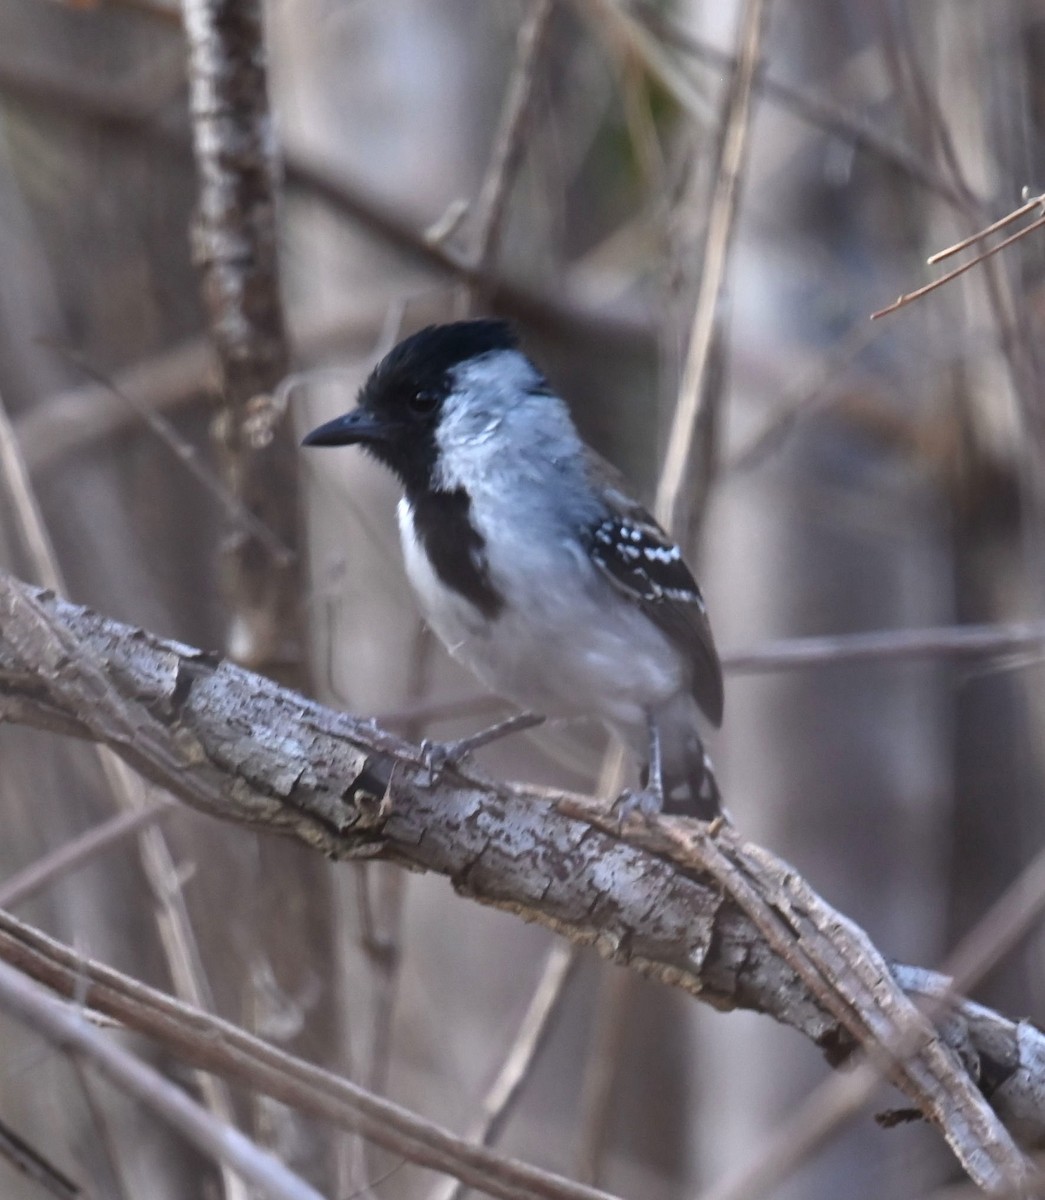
[0,573,1042,1192]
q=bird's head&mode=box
[302,319,544,495]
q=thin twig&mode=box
[871,211,1045,321]
[927,192,1045,264]
[0,1116,82,1200]
[429,942,579,1200]
[722,619,1045,673]
[0,388,249,1200]
[0,960,324,1200]
[468,0,554,312]
[41,346,293,567]
[574,969,633,1185]
[655,0,770,533]
[0,800,175,910]
[629,1,972,211]
[0,911,624,1200]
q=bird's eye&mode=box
[409,391,439,416]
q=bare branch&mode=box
[0,1116,81,1200]
[693,832,1045,1200]
[0,910,623,1200]
[723,620,1045,673]
[179,0,299,671]
[871,210,1045,321]
[0,960,325,1200]
[467,0,554,312]
[629,1,972,210]
[0,572,1041,1191]
[655,0,770,534]
[0,800,174,910]
[927,192,1045,264]
[428,943,579,1200]
[0,388,250,1200]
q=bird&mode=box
[302,319,724,819]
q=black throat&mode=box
[410,488,504,620]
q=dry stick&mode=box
[0,960,324,1200]
[726,321,883,473]
[927,192,1045,264]
[554,803,1032,1195]
[689,827,1045,1200]
[0,800,175,910]
[722,619,1045,673]
[563,5,766,1175]
[467,0,553,312]
[571,0,712,128]
[631,2,971,211]
[0,912,623,1200]
[180,0,298,672]
[654,0,769,533]
[429,942,579,1200]
[44,348,293,567]
[0,1116,81,1200]
[345,857,407,1200]
[872,12,1045,482]
[871,211,1045,321]
[371,617,1045,738]
[0,391,249,1200]
[420,14,573,1195]
[574,968,633,1185]
[0,577,1034,1192]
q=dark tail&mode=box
[648,697,723,820]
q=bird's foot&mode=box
[418,712,545,785]
[611,786,663,827]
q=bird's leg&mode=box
[612,718,665,824]
[647,719,665,799]
[420,711,545,781]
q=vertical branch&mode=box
[467,0,554,313]
[427,942,578,1200]
[654,0,770,538]
[180,0,298,674]
[0,387,249,1200]
[178,18,340,1186]
[574,969,633,1185]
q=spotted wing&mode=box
[584,450,723,726]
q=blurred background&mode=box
[0,0,1043,1197]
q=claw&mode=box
[611,786,662,827]
[417,712,545,786]
[418,737,464,785]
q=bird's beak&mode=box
[301,409,392,448]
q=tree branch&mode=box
[180,0,300,673]
[0,570,1041,1192]
[0,960,325,1200]
[0,909,621,1200]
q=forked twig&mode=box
[872,199,1045,321]
[655,0,770,533]
[0,961,324,1200]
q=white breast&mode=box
[397,496,684,734]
